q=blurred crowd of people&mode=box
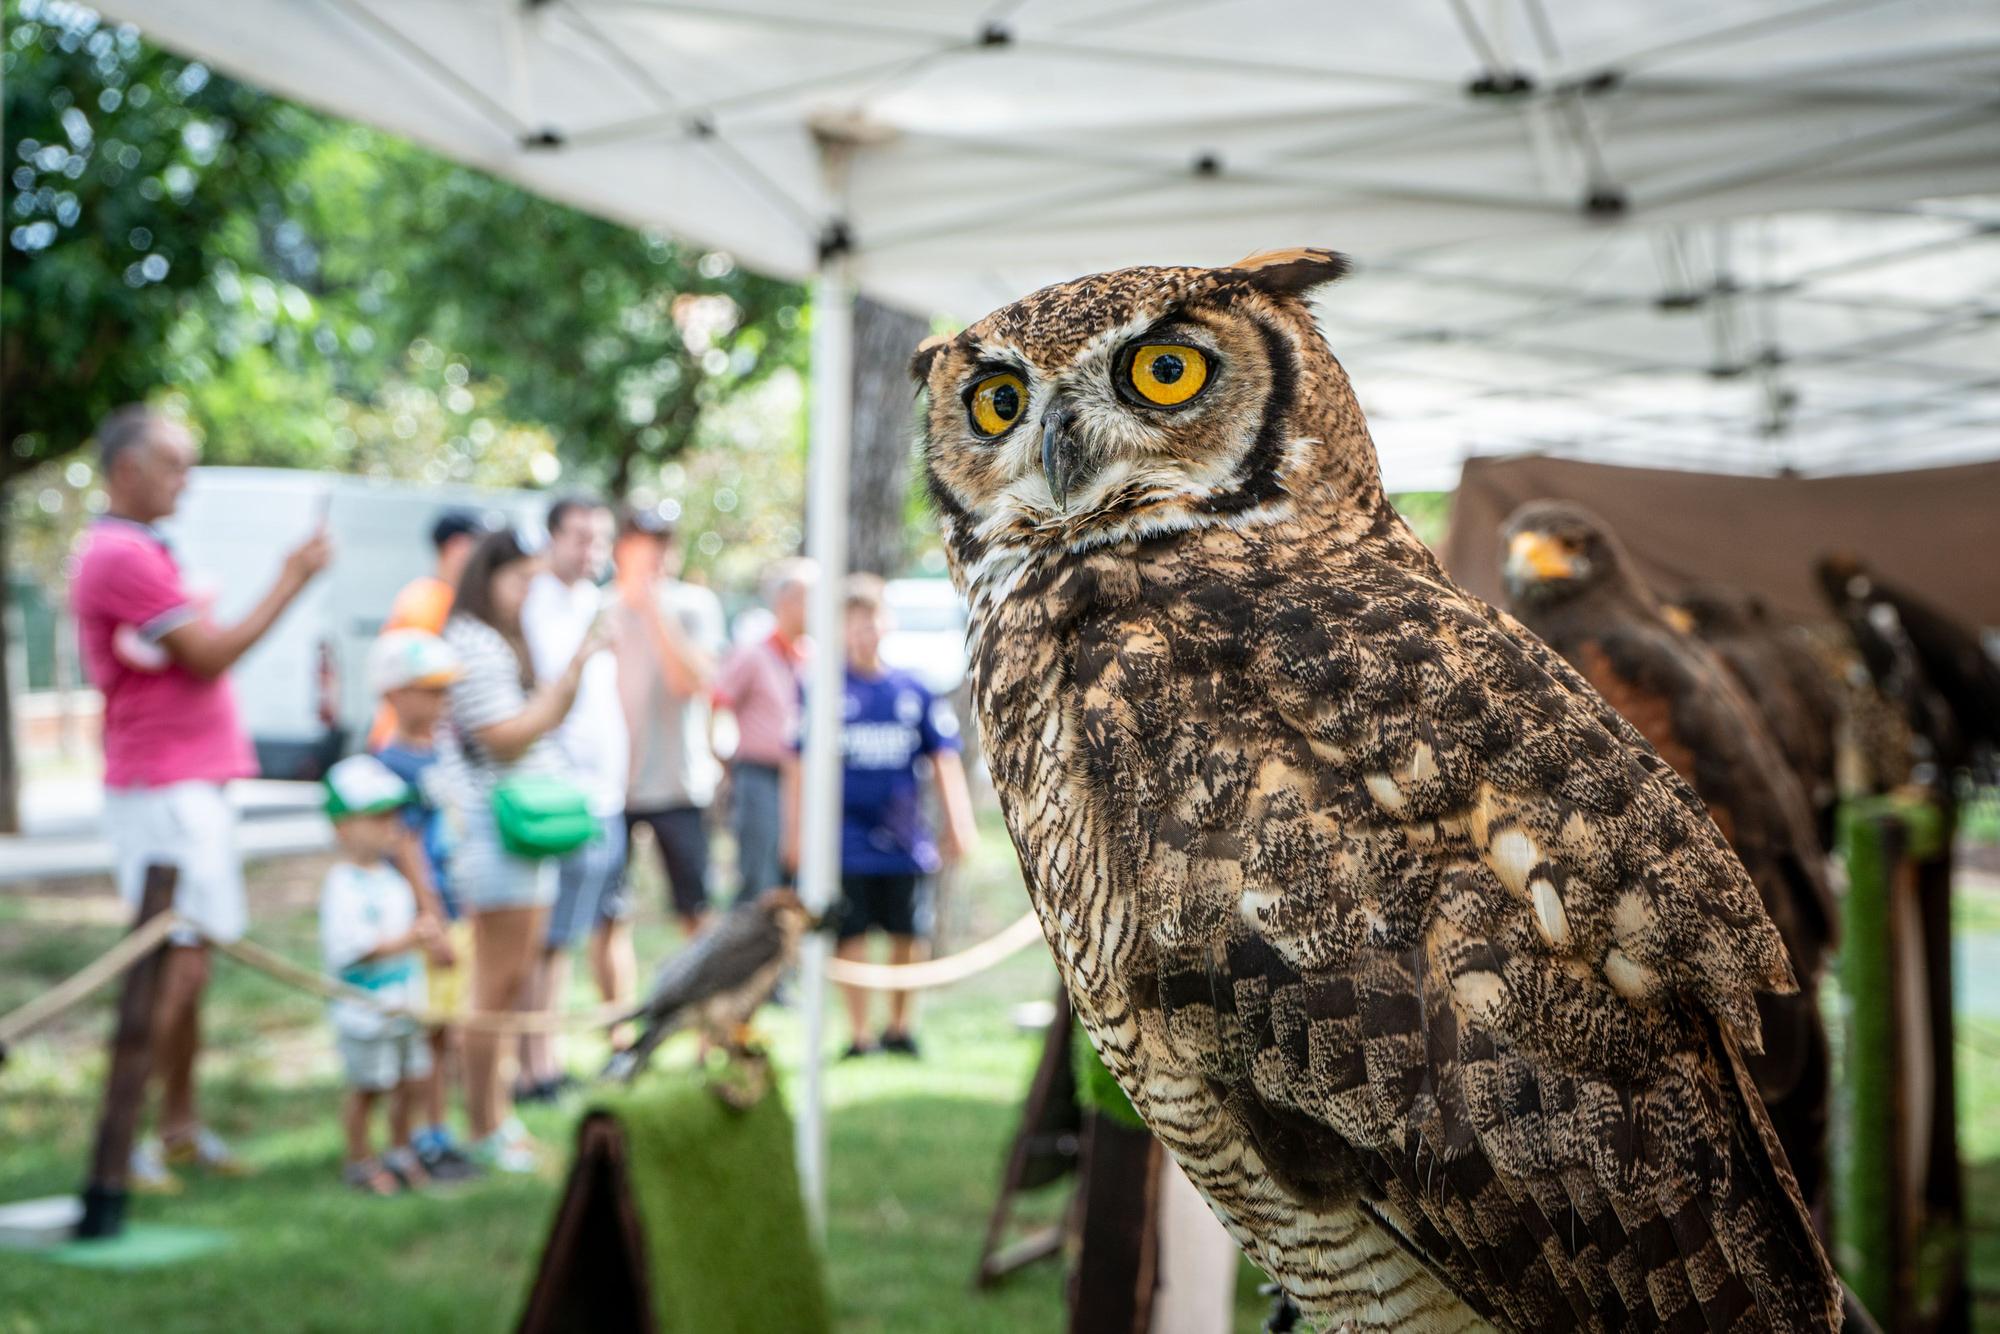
[68,404,974,1196]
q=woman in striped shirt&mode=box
[440,529,602,1172]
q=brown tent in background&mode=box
[1440,455,2000,627]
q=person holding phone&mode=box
[438,528,602,1172]
[516,495,632,1096]
[611,507,726,936]
[69,404,332,1191]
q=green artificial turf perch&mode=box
[519,1070,832,1333]
[1073,1019,1147,1131]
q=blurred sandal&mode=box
[342,1158,400,1196]
[383,1146,431,1190]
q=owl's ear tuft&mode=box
[1224,247,1351,298]
[909,334,951,387]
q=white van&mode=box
[162,468,547,779]
[880,577,970,697]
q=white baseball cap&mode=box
[324,753,412,821]
[368,629,460,695]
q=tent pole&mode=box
[796,236,854,1241]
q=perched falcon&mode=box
[1817,552,2000,786]
[1669,587,1842,851]
[606,890,806,1100]
[914,249,1852,1331]
[1500,503,1838,1237]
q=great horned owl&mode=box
[913,251,1846,1331]
[1500,502,1837,1238]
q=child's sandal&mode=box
[383,1146,430,1190]
[343,1158,400,1196]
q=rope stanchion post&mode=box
[76,863,177,1240]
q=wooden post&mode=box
[517,1115,655,1334]
[975,990,1080,1288]
[75,864,176,1240]
[1068,1111,1162,1334]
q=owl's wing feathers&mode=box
[1084,553,1838,1328]
[1557,619,1837,973]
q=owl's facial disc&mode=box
[918,272,1328,583]
[954,316,1251,534]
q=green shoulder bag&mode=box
[490,773,598,858]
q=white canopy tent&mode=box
[102,1,2000,486]
[96,0,2000,1226]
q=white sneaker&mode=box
[468,1130,537,1175]
[163,1126,250,1176]
[129,1140,183,1195]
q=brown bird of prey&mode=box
[1668,586,1843,851]
[914,249,1851,1331]
[1794,623,1918,802]
[1818,552,2000,786]
[606,890,806,1104]
[1502,503,1838,1237]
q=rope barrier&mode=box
[0,906,1053,1051]
[204,932,633,1035]
[0,910,180,1052]
[825,912,1045,991]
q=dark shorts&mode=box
[832,872,930,942]
[627,805,711,920]
[545,816,630,950]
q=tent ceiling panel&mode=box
[96,0,2000,488]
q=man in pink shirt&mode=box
[712,557,815,901]
[69,405,331,1189]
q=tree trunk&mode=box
[0,498,20,834]
[845,295,929,577]
[609,432,639,504]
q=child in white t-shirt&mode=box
[320,755,440,1195]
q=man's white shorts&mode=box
[105,782,246,946]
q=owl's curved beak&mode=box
[1041,406,1085,509]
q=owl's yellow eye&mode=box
[1125,344,1209,407]
[967,372,1027,437]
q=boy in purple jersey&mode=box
[787,575,977,1057]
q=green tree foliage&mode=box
[0,1,313,479]
[4,0,809,506]
[311,132,807,496]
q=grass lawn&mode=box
[7,811,2000,1331]
[0,811,1278,1332]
